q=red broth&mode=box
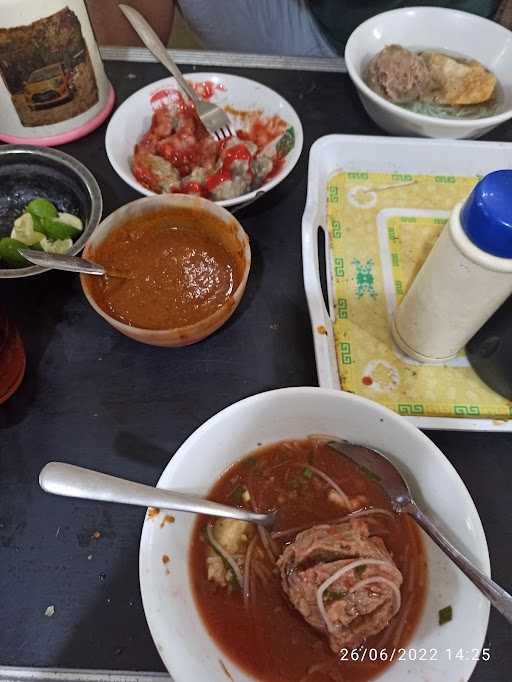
[190,438,427,682]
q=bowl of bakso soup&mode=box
[139,387,490,682]
[345,7,512,139]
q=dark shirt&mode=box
[309,0,499,52]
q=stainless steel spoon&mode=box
[19,249,131,278]
[327,439,512,624]
[39,462,275,528]
[19,248,106,275]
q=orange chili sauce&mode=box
[87,208,242,330]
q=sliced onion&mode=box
[346,507,395,521]
[206,523,243,589]
[316,558,396,632]
[349,576,402,612]
[271,508,394,540]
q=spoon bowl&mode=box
[326,439,512,625]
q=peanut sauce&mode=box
[88,209,240,330]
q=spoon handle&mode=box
[407,501,512,624]
[39,462,269,525]
[39,462,271,526]
[19,248,105,275]
[119,4,201,109]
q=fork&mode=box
[119,4,233,140]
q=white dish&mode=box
[139,386,490,682]
[105,73,303,207]
[302,133,512,431]
[345,7,512,139]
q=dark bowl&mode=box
[0,145,102,278]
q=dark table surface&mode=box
[1,60,511,681]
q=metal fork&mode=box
[119,4,233,140]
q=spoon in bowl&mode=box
[19,248,129,278]
[326,439,512,624]
[39,462,276,528]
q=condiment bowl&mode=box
[0,145,102,278]
[139,387,490,682]
[80,194,251,347]
[345,7,512,139]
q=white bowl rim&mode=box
[81,193,251,336]
[139,385,491,682]
[105,72,304,208]
[345,6,512,128]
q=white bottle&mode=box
[392,170,512,363]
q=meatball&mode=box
[252,154,273,185]
[366,45,430,104]
[278,519,403,651]
[132,152,181,193]
[210,175,251,201]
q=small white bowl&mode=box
[106,73,303,207]
[345,7,512,139]
[139,387,490,682]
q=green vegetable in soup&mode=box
[323,589,348,604]
[355,564,367,578]
[302,467,313,480]
[26,198,58,220]
[0,237,30,267]
[438,605,453,625]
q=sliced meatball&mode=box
[132,152,181,193]
[278,519,402,651]
[210,175,251,201]
[252,154,273,185]
[183,167,208,186]
[224,136,258,156]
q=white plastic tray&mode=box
[302,134,512,431]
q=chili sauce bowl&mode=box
[139,387,490,682]
[0,145,102,278]
[80,194,251,347]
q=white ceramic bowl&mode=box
[106,73,303,207]
[345,7,512,139]
[140,387,490,682]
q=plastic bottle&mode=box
[392,170,512,363]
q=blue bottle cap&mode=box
[460,170,512,259]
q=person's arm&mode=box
[86,0,175,45]
[495,0,512,29]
